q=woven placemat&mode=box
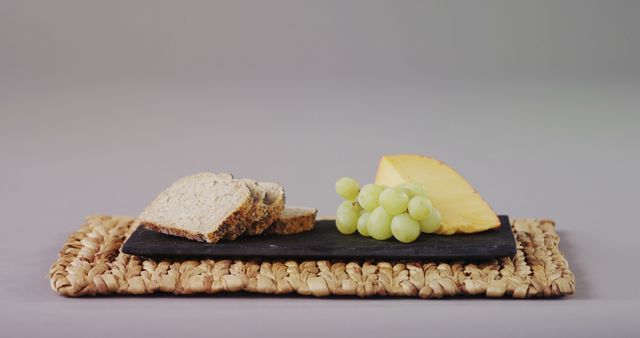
[49,215,575,298]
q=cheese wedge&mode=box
[375,155,500,235]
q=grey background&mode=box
[1,1,639,337]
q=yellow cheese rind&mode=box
[375,154,500,235]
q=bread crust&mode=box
[143,221,216,242]
[244,184,285,235]
[224,179,267,240]
[217,194,255,241]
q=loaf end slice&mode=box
[244,182,286,235]
[266,206,317,235]
[138,173,253,243]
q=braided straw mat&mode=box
[49,215,575,298]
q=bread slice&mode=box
[224,179,267,240]
[266,206,317,235]
[244,182,285,235]
[139,173,253,243]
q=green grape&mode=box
[396,182,428,197]
[379,188,409,215]
[357,184,385,211]
[357,211,371,237]
[407,195,432,221]
[336,202,359,234]
[335,177,360,201]
[395,186,413,198]
[391,213,421,243]
[338,200,362,213]
[367,207,392,240]
[420,208,442,233]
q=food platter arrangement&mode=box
[49,154,575,299]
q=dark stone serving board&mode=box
[122,215,516,261]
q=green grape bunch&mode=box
[334,177,441,243]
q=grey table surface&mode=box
[1,1,639,337]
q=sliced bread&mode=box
[243,182,286,235]
[266,206,317,235]
[224,178,267,240]
[138,173,253,243]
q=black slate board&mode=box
[122,215,516,261]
